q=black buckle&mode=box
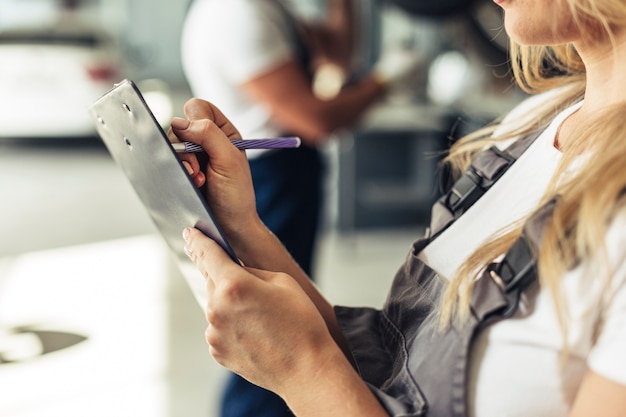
[486,146,516,168]
[445,168,483,213]
[488,239,537,318]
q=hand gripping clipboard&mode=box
[88,79,238,307]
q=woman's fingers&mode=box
[183,98,241,140]
[169,99,243,181]
[170,114,245,178]
[169,102,257,239]
[167,118,205,186]
[183,227,240,284]
[182,226,336,393]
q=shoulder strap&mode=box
[274,1,313,77]
[469,197,557,329]
[430,133,539,239]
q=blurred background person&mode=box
[180,0,420,416]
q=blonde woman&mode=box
[171,0,626,415]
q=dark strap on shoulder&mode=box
[471,197,557,327]
[430,133,539,239]
[274,1,313,78]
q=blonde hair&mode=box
[439,0,626,335]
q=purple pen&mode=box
[172,136,301,153]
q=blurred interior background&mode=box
[0,0,526,416]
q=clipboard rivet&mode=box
[122,103,131,113]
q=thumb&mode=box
[183,98,241,140]
[171,116,239,162]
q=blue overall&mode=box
[335,132,551,416]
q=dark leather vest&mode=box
[335,133,554,416]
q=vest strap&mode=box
[430,133,539,238]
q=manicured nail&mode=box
[182,161,194,175]
[182,228,190,241]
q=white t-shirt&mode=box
[181,0,298,158]
[420,94,626,416]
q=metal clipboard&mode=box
[88,79,238,307]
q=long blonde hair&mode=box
[439,0,626,334]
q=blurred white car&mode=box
[0,24,122,139]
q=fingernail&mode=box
[184,244,193,257]
[171,117,190,130]
[182,161,194,175]
[182,227,190,241]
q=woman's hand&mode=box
[182,226,339,395]
[168,98,258,238]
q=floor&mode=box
[0,138,424,417]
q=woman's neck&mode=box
[575,26,626,112]
[555,28,626,149]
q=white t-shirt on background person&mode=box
[181,0,298,158]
